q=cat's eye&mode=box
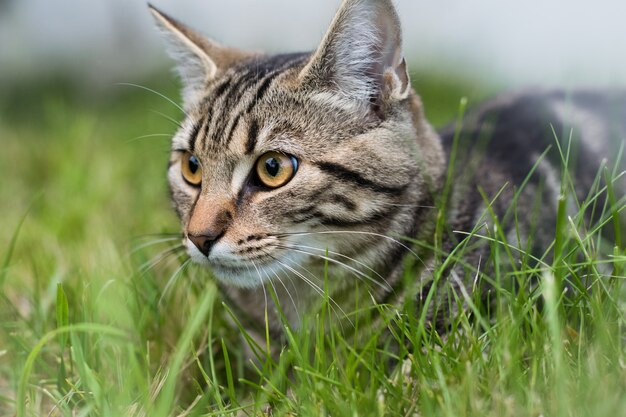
[254,151,298,189]
[181,151,202,186]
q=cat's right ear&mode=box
[298,0,410,114]
[149,4,249,105]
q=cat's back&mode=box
[440,89,626,172]
[437,89,626,242]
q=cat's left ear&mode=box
[299,0,411,110]
[149,4,251,105]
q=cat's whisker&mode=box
[260,263,299,324]
[272,243,392,293]
[278,241,392,291]
[130,237,181,254]
[159,257,192,305]
[138,245,186,274]
[116,82,188,117]
[275,230,424,266]
[132,232,182,240]
[126,133,173,144]
[277,256,349,333]
[266,254,353,327]
[259,251,301,323]
[149,109,184,129]
[250,259,269,315]
[275,272,302,324]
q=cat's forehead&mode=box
[181,54,305,149]
[175,52,368,157]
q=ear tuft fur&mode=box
[149,5,250,105]
[300,0,409,108]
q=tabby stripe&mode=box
[223,55,306,146]
[245,54,308,112]
[292,204,398,227]
[193,77,233,152]
[222,70,283,147]
[198,112,212,149]
[245,70,281,113]
[304,194,357,214]
[285,205,318,221]
[284,188,357,219]
[315,162,408,195]
[198,75,233,113]
[246,119,259,154]
[192,106,214,153]
[224,113,242,149]
[188,120,202,153]
[291,212,318,224]
[330,194,357,211]
[316,206,399,228]
[294,205,318,215]
[212,70,268,144]
[211,78,231,100]
[205,72,253,145]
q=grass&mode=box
[1,71,625,417]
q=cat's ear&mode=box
[149,4,250,104]
[299,0,410,109]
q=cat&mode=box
[150,0,626,341]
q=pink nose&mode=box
[186,196,234,257]
[188,231,223,256]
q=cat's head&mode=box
[151,0,444,289]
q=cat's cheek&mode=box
[207,241,236,263]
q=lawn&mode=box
[1,70,625,417]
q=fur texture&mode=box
[151,0,626,338]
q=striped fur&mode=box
[152,1,626,338]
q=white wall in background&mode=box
[1,0,625,86]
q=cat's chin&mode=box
[208,262,276,289]
[186,246,279,288]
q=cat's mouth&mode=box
[208,262,276,288]
[184,236,299,288]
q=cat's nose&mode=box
[186,197,234,257]
[188,231,223,257]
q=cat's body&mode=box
[150,0,626,341]
[217,89,626,337]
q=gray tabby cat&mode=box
[150,0,626,338]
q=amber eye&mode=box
[181,151,202,186]
[254,151,298,189]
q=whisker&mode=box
[131,237,181,254]
[116,82,188,116]
[126,133,173,144]
[275,272,301,324]
[260,252,301,324]
[159,257,192,304]
[279,242,392,291]
[150,109,184,129]
[272,243,391,293]
[250,259,269,315]
[259,264,293,325]
[275,230,425,267]
[138,245,185,274]
[132,232,182,240]
[266,254,353,327]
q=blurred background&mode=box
[2,0,626,88]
